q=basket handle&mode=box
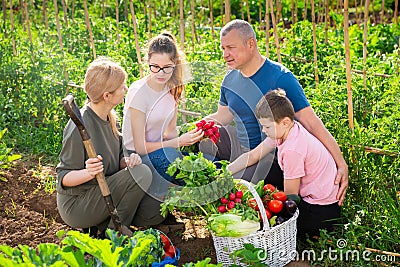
[237,180,270,230]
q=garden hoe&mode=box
[62,94,133,237]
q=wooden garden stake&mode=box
[362,0,370,91]
[42,0,48,29]
[61,0,68,27]
[22,0,34,61]
[102,0,106,20]
[291,0,295,24]
[71,0,75,23]
[148,0,152,37]
[268,0,282,63]
[115,0,120,44]
[123,0,128,25]
[209,0,215,37]
[353,0,359,25]
[129,0,143,78]
[380,0,385,23]
[171,0,177,21]
[395,0,398,25]
[318,0,323,23]
[152,0,156,21]
[2,0,6,32]
[240,1,244,20]
[276,0,282,23]
[245,0,250,22]
[9,0,16,56]
[265,0,270,58]
[220,0,224,22]
[53,0,64,50]
[191,0,196,51]
[83,0,96,59]
[179,0,184,51]
[303,0,308,19]
[343,0,354,130]
[225,0,231,23]
[310,0,319,86]
[324,0,329,43]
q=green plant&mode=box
[229,243,269,267]
[0,129,21,171]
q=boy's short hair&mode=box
[255,89,295,122]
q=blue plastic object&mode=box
[152,248,180,267]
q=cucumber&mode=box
[286,194,301,205]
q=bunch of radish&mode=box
[195,119,220,143]
[217,190,244,213]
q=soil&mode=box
[0,158,310,266]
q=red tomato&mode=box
[248,198,259,211]
[263,184,276,193]
[273,191,287,202]
[258,208,272,221]
[268,200,283,213]
[262,194,272,206]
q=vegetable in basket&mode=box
[208,213,260,237]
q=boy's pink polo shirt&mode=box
[274,121,339,205]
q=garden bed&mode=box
[0,158,313,266]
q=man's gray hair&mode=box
[220,19,257,43]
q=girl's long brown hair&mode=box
[146,32,185,102]
[84,57,127,138]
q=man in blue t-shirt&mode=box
[201,19,348,205]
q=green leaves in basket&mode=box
[166,152,229,187]
[161,152,235,217]
[229,243,269,267]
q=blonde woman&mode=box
[56,58,164,236]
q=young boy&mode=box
[227,89,340,239]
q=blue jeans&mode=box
[141,147,184,186]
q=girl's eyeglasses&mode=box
[149,64,175,74]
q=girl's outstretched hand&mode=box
[178,127,204,147]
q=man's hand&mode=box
[335,164,348,206]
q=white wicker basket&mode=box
[211,180,298,267]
